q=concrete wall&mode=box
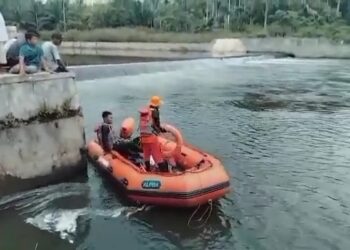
[0,117,85,179]
[60,41,210,59]
[242,37,350,58]
[0,73,80,121]
[211,38,247,57]
[0,73,86,195]
[60,38,350,59]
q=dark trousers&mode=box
[113,141,141,157]
[6,58,18,68]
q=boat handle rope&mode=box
[187,199,213,230]
[185,160,213,174]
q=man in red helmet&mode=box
[139,107,168,172]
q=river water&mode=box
[1,57,350,250]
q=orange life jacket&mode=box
[139,108,157,143]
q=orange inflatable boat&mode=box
[87,118,230,208]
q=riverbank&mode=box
[60,37,350,60]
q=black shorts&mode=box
[6,58,19,68]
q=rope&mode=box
[187,199,213,230]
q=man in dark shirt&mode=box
[97,111,137,157]
[99,111,115,152]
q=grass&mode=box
[40,25,350,43]
[41,27,262,43]
[295,24,350,43]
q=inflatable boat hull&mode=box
[87,139,230,208]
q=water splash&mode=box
[25,207,127,244]
[26,209,84,244]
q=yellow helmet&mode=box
[150,96,163,107]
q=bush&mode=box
[293,22,350,42]
[40,25,350,43]
[268,23,293,37]
[40,27,251,43]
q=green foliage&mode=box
[1,0,350,41]
[41,27,244,43]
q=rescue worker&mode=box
[149,96,166,133]
[139,107,168,172]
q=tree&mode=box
[0,0,350,39]
[264,0,269,31]
[336,0,341,16]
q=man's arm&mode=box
[151,109,166,133]
[52,45,68,72]
[41,57,51,72]
[19,55,25,75]
[40,47,51,72]
[18,46,26,75]
[56,59,68,72]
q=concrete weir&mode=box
[0,72,86,196]
[61,38,350,59]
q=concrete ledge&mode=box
[0,72,75,85]
[62,41,209,52]
[0,72,80,121]
[61,42,210,59]
[242,37,350,58]
[211,38,247,57]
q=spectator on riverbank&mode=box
[9,30,51,75]
[0,11,8,66]
[5,27,26,68]
[42,32,68,73]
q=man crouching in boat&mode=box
[95,111,115,152]
[139,103,168,173]
[95,111,137,157]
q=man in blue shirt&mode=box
[9,30,50,75]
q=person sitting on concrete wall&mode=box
[5,27,26,68]
[42,32,68,73]
[9,30,51,75]
[0,11,9,66]
[4,37,17,57]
